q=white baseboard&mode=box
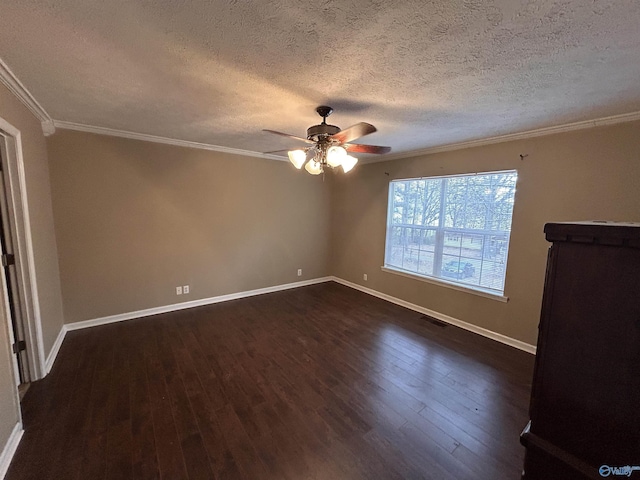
[65,277,333,332]
[331,276,537,355]
[0,423,23,480]
[44,325,67,374]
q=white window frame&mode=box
[383,170,517,300]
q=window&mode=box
[384,170,517,296]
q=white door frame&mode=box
[0,115,46,381]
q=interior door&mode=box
[0,144,30,385]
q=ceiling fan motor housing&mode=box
[307,123,341,141]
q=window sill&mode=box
[380,266,509,303]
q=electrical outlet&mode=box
[363,274,368,281]
[297,269,302,277]
[183,285,190,294]
[176,286,183,295]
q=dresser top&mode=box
[545,221,640,245]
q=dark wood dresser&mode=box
[521,222,640,480]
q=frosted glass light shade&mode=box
[341,155,358,173]
[305,159,322,175]
[287,149,307,169]
[326,146,347,167]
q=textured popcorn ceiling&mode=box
[1,0,640,157]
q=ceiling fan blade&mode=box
[344,143,391,154]
[262,149,290,154]
[262,129,314,144]
[331,122,377,144]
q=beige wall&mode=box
[0,296,18,458]
[47,130,331,324]
[331,120,640,346]
[0,83,65,452]
[47,121,640,342]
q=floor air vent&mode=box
[421,316,449,328]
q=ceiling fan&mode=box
[263,106,391,175]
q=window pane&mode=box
[384,170,517,295]
[461,233,483,259]
[417,229,436,275]
[443,231,462,257]
[479,260,506,291]
[386,226,404,267]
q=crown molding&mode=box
[54,109,640,165]
[53,120,287,161]
[41,119,56,136]
[373,110,640,163]
[0,56,55,136]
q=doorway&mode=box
[0,117,45,391]
[0,145,30,394]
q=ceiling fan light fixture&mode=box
[287,149,307,169]
[326,145,347,167]
[305,159,322,175]
[341,155,358,173]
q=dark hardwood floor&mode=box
[7,282,534,479]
